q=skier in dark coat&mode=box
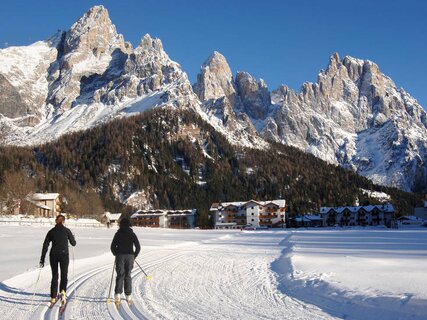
[110,217,140,305]
[40,214,76,304]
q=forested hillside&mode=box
[0,108,421,226]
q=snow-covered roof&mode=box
[131,209,195,218]
[131,213,164,217]
[397,215,423,221]
[167,213,195,217]
[320,204,394,214]
[105,212,122,220]
[295,214,322,222]
[213,199,286,210]
[25,198,52,210]
[31,193,60,201]
[210,203,220,211]
[295,217,311,222]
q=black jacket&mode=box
[40,224,76,263]
[111,227,141,257]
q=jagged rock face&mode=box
[0,74,27,118]
[63,6,126,55]
[47,5,128,112]
[0,5,200,145]
[194,52,240,128]
[0,37,59,123]
[194,52,265,148]
[268,53,427,191]
[193,51,239,125]
[235,72,270,120]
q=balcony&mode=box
[259,215,278,219]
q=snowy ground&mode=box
[0,225,426,319]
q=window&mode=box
[251,218,254,222]
[252,213,254,216]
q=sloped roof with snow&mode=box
[31,193,60,201]
[320,204,394,214]
[131,209,195,218]
[212,199,286,210]
[105,212,122,220]
[397,215,423,221]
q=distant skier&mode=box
[110,217,140,306]
[40,214,76,306]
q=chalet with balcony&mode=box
[320,204,394,227]
[211,199,286,229]
[130,209,196,228]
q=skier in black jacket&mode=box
[110,217,140,305]
[40,214,76,304]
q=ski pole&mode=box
[107,259,116,303]
[31,266,43,309]
[135,260,151,280]
[72,246,76,301]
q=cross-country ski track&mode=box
[1,226,426,319]
[0,229,334,320]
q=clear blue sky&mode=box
[1,0,426,108]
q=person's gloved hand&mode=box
[39,261,44,268]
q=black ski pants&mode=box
[115,254,134,295]
[49,254,69,298]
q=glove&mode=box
[39,261,44,268]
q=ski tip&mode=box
[146,275,152,280]
[107,298,110,304]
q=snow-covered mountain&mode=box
[268,53,427,192]
[194,52,427,192]
[0,6,200,145]
[0,5,426,192]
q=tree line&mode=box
[0,107,422,227]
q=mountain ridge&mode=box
[0,5,426,193]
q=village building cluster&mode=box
[2,192,427,230]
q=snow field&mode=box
[0,226,426,319]
[279,229,427,320]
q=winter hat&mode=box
[120,218,131,228]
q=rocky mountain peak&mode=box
[64,5,125,55]
[136,34,164,53]
[194,51,234,102]
[325,52,342,74]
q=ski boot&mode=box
[114,293,121,308]
[126,294,132,305]
[60,290,67,305]
[48,297,57,308]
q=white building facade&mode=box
[211,199,286,229]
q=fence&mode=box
[0,219,105,228]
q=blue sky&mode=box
[1,0,426,108]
